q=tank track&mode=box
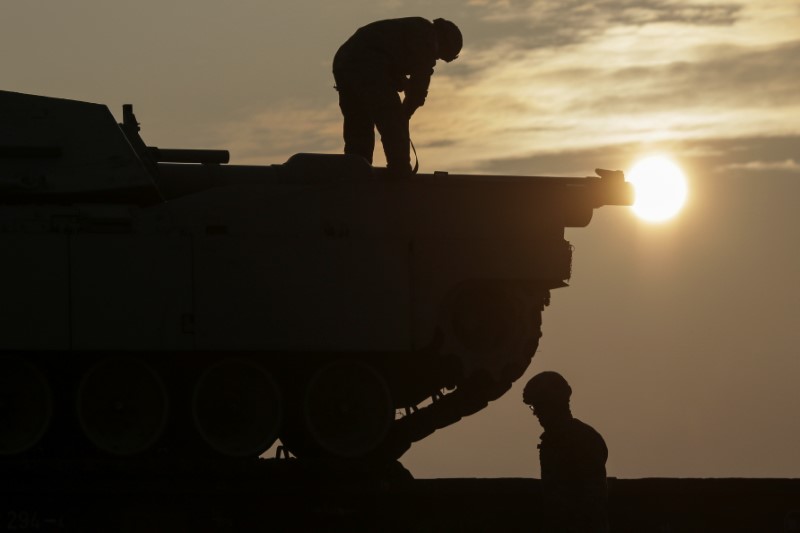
[353,287,547,464]
[1,299,543,469]
[379,308,542,461]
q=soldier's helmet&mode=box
[523,371,572,407]
[433,18,462,62]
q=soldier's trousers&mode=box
[333,69,411,175]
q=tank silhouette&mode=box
[0,90,633,467]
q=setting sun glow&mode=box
[628,156,688,222]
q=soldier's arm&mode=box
[403,70,432,117]
[402,20,437,117]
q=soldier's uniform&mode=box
[332,17,439,175]
[538,417,609,532]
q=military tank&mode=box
[0,90,632,469]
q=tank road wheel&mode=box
[77,356,168,456]
[192,359,282,457]
[303,360,394,459]
[0,357,53,456]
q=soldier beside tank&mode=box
[332,17,462,177]
[523,371,609,532]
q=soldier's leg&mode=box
[367,84,411,177]
[337,83,375,164]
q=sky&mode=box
[3,1,799,479]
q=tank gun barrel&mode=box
[589,168,633,207]
[417,167,633,227]
[430,168,634,207]
[562,170,634,225]
[153,158,634,227]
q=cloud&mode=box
[403,3,800,173]
[66,0,794,176]
[462,0,742,50]
[469,0,742,26]
[585,40,800,113]
[466,134,800,179]
[723,159,800,172]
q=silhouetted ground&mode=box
[2,459,799,531]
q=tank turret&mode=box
[0,90,632,466]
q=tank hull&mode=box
[0,90,632,465]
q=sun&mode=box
[628,156,688,222]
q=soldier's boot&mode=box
[382,135,412,178]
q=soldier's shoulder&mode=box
[569,418,607,445]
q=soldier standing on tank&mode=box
[332,17,462,177]
[523,371,609,533]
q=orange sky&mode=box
[4,0,799,478]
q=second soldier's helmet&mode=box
[434,18,462,62]
[523,371,572,406]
